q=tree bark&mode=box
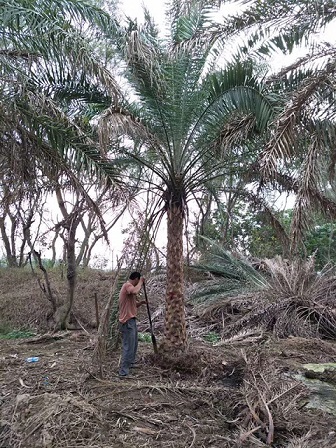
[0,216,18,267]
[164,205,187,349]
[56,216,79,330]
[64,217,77,327]
[54,185,81,330]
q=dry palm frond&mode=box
[98,106,160,150]
[93,259,124,378]
[238,189,291,251]
[214,113,257,155]
[213,0,336,50]
[260,65,335,179]
[216,327,264,345]
[221,257,336,340]
[98,107,172,183]
[262,256,316,296]
[290,138,321,248]
[290,138,336,250]
[266,45,336,85]
[286,432,314,448]
[285,431,336,448]
[126,29,160,76]
[6,392,105,448]
[233,351,308,447]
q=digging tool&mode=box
[143,282,158,354]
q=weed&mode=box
[203,331,221,344]
[0,328,36,339]
[138,332,152,343]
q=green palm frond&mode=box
[0,0,120,101]
[8,88,122,185]
[0,0,126,198]
[189,237,267,307]
[199,65,275,149]
[215,0,336,54]
[0,0,114,43]
[193,236,267,284]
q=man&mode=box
[118,271,146,377]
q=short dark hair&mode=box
[129,271,141,280]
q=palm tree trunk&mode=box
[164,205,187,348]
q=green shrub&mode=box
[0,327,36,339]
[203,331,221,344]
[138,332,152,343]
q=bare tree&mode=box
[75,188,128,267]
[0,180,46,267]
[53,184,84,329]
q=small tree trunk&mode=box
[54,217,80,330]
[63,218,78,329]
[50,229,61,267]
[164,205,187,349]
[0,216,18,267]
[29,250,57,312]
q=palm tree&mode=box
[0,0,121,188]
[203,0,336,251]
[99,3,276,349]
[0,0,125,328]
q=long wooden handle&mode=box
[143,282,158,354]
[143,283,153,330]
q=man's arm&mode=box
[126,277,145,295]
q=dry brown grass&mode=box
[0,267,112,332]
[1,266,336,447]
[1,333,336,448]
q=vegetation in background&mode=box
[194,205,336,270]
[1,0,336,348]
[0,328,35,340]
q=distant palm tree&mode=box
[0,0,123,328]
[204,0,336,250]
[99,3,276,349]
[0,0,120,187]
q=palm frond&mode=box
[0,0,120,100]
[191,236,267,285]
[215,0,336,51]
[221,256,336,340]
[260,63,336,179]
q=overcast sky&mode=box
[118,0,336,70]
[119,0,165,25]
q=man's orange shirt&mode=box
[119,282,138,323]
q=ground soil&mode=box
[1,268,336,447]
[1,332,336,448]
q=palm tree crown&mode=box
[99,3,276,348]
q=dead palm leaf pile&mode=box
[222,349,336,448]
[190,254,336,342]
[1,333,336,448]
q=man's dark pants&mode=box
[119,317,138,376]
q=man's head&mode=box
[129,271,141,285]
